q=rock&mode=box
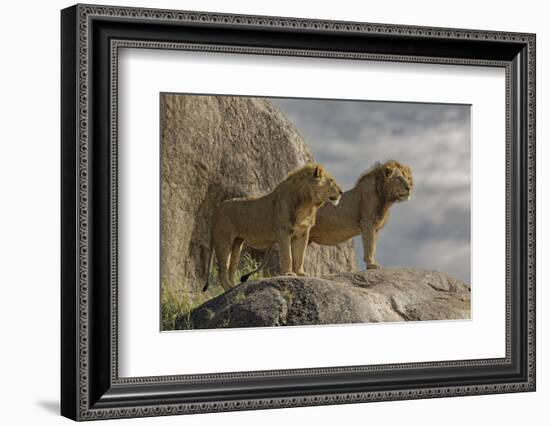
[179,268,470,329]
[161,95,357,300]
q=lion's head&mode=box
[312,164,343,206]
[379,160,414,202]
[285,163,343,206]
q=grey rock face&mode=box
[180,268,471,329]
[161,95,357,298]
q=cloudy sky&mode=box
[272,98,471,284]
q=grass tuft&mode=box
[161,249,273,330]
[161,286,194,331]
[239,251,270,282]
[281,286,295,306]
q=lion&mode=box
[309,160,413,269]
[202,163,343,292]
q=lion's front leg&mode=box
[360,222,380,270]
[277,233,295,276]
[291,228,310,276]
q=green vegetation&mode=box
[204,307,216,320]
[238,251,270,281]
[280,286,295,306]
[160,285,195,331]
[160,250,272,331]
[231,291,247,304]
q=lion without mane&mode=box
[203,163,342,292]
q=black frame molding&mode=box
[61,4,536,421]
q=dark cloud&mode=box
[272,98,471,283]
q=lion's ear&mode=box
[383,165,394,178]
[313,165,322,179]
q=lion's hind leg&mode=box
[228,238,244,286]
[214,234,235,292]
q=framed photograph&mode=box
[61,4,536,421]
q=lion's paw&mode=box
[366,262,381,270]
[296,271,308,277]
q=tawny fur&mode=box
[204,163,343,291]
[309,160,413,269]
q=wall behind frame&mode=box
[0,0,546,425]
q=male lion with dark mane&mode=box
[203,163,342,292]
[309,160,413,269]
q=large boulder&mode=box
[178,269,470,329]
[161,95,357,300]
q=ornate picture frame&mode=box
[61,4,535,420]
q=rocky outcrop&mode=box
[161,95,357,299]
[178,269,470,329]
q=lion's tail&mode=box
[240,247,272,283]
[202,234,215,292]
